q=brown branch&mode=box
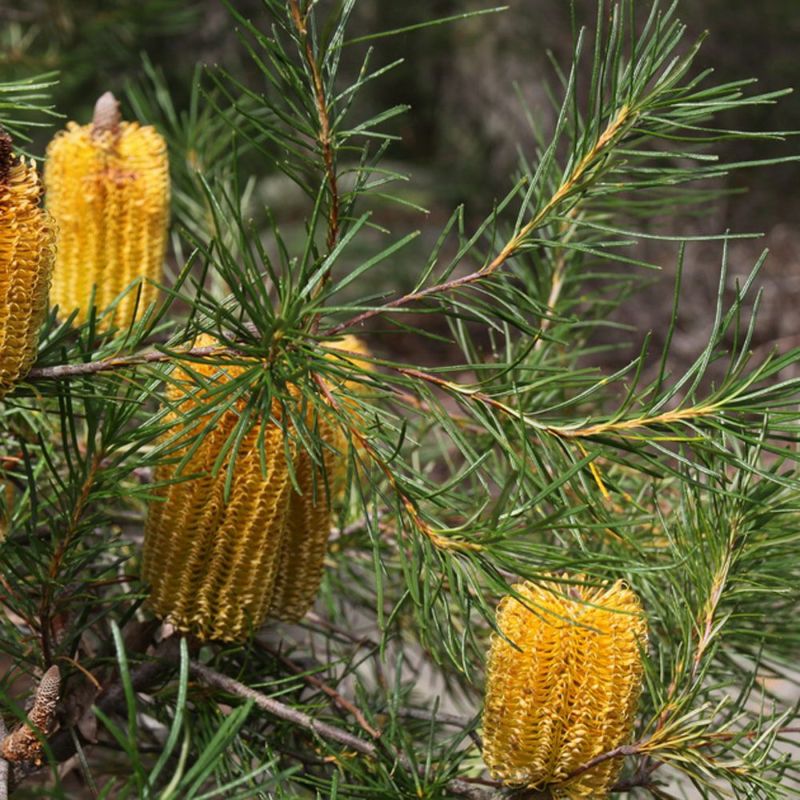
[301,611,382,652]
[189,659,490,798]
[560,742,642,784]
[190,659,373,754]
[26,341,238,381]
[268,650,481,748]
[295,611,389,692]
[289,0,339,254]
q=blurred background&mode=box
[1,0,798,375]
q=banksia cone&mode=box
[142,336,294,641]
[0,665,61,765]
[45,92,169,328]
[143,336,371,638]
[482,577,647,798]
[0,131,56,398]
[268,335,372,621]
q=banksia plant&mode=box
[482,577,647,798]
[6,4,800,798]
[44,91,169,328]
[0,130,56,398]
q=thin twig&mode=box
[560,742,642,783]
[532,213,580,353]
[636,525,739,784]
[325,105,634,337]
[190,659,373,754]
[26,341,237,381]
[289,0,339,254]
[388,361,722,443]
[301,611,382,651]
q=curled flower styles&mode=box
[268,335,373,621]
[482,576,647,798]
[45,92,169,328]
[0,131,56,397]
[142,335,292,641]
[143,335,372,638]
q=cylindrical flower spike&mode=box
[0,131,56,398]
[143,335,373,636]
[268,335,372,621]
[482,576,647,798]
[142,336,294,641]
[45,92,169,328]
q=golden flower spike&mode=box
[0,131,56,398]
[45,91,169,328]
[143,335,373,636]
[482,576,647,798]
[142,336,294,641]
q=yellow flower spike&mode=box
[0,131,56,398]
[142,335,294,641]
[143,334,374,635]
[482,576,647,798]
[45,92,169,328]
[268,335,373,621]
